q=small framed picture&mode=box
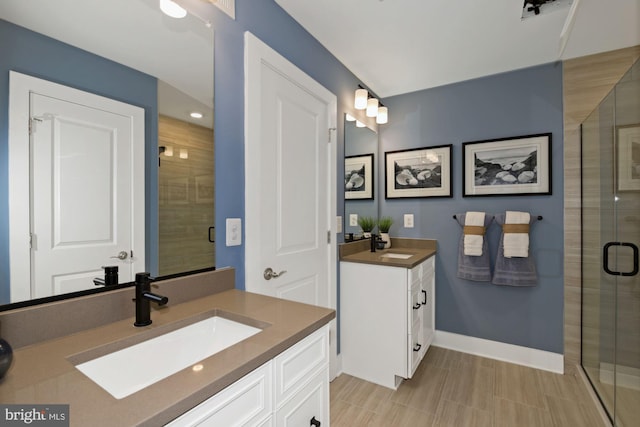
[462,133,551,197]
[385,144,452,199]
[617,124,640,191]
[345,153,374,200]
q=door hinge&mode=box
[29,117,43,135]
[328,127,336,143]
[327,230,331,244]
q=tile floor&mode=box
[330,346,607,427]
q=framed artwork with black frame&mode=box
[462,133,551,197]
[345,153,374,200]
[385,144,452,199]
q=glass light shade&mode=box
[366,97,379,117]
[376,106,388,124]
[179,148,189,159]
[354,89,368,110]
[160,0,187,18]
[356,120,366,128]
[345,113,356,122]
[164,146,174,157]
[190,112,203,119]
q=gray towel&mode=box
[456,213,493,282]
[492,213,538,286]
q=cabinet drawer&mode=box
[165,362,273,427]
[275,368,329,427]
[275,326,329,404]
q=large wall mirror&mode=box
[0,0,214,307]
[343,114,378,238]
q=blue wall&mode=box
[379,63,565,353]
[0,19,158,304]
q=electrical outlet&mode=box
[226,218,241,246]
[349,214,358,226]
[404,214,414,228]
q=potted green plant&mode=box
[377,216,394,249]
[357,216,376,238]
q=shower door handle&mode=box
[603,242,639,276]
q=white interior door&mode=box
[244,33,338,378]
[9,71,145,302]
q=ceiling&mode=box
[275,0,640,98]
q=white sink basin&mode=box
[380,253,413,259]
[75,316,262,399]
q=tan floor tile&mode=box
[546,395,605,427]
[441,363,494,411]
[391,363,448,414]
[330,398,376,427]
[495,361,546,409]
[423,346,466,370]
[333,373,394,413]
[370,400,434,427]
[432,399,493,427]
[536,370,592,403]
[495,397,554,427]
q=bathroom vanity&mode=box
[0,269,335,426]
[339,238,436,389]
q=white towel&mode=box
[463,211,485,256]
[504,211,530,258]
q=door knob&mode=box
[110,251,129,260]
[263,267,287,280]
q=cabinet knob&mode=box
[310,416,321,426]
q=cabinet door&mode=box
[275,368,329,427]
[165,362,273,427]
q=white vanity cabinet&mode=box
[166,325,329,427]
[340,256,435,389]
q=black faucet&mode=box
[134,272,168,327]
[370,233,377,252]
[93,265,119,287]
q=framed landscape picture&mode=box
[385,144,452,199]
[345,153,374,200]
[462,133,551,197]
[617,124,640,191]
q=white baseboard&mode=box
[434,330,564,374]
[599,362,640,391]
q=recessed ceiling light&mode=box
[159,0,187,18]
[190,112,203,119]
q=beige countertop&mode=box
[0,289,335,426]
[340,237,437,268]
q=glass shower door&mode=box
[581,59,640,426]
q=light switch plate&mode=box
[404,214,414,228]
[336,216,342,233]
[349,214,358,226]
[226,218,242,246]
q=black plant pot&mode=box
[0,338,13,379]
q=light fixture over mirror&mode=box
[354,85,388,124]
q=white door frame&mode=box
[243,32,338,379]
[8,71,145,302]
